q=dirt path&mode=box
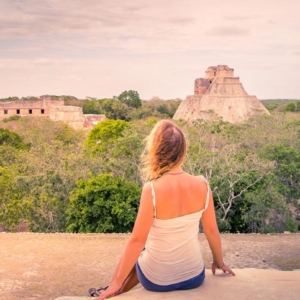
[1,233,300,300]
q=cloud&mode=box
[32,59,52,66]
[121,4,147,12]
[0,0,195,42]
[61,75,82,81]
[224,14,261,21]
[0,58,74,70]
[0,0,137,38]
[238,62,275,70]
[206,26,250,36]
[167,16,195,25]
[0,0,300,99]
[0,0,272,55]
[8,74,48,80]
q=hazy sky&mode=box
[0,0,299,100]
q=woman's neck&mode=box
[165,166,184,174]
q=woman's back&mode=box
[152,172,208,220]
[137,172,210,285]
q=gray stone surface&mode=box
[55,268,300,300]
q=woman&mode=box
[94,120,235,299]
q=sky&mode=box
[0,0,299,100]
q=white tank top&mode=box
[138,176,210,285]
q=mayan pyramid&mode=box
[173,65,270,123]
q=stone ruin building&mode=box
[0,95,64,117]
[0,95,106,129]
[49,106,106,129]
[173,65,270,123]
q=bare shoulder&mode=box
[139,182,153,208]
[141,182,152,197]
[183,175,209,196]
[142,181,151,191]
[195,174,208,181]
[187,173,208,185]
[180,174,210,203]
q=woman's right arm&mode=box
[201,188,235,276]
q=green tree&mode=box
[3,108,300,234]
[242,175,297,233]
[157,104,171,117]
[66,174,141,233]
[99,119,156,183]
[182,119,273,232]
[3,115,21,123]
[85,119,128,153]
[0,128,30,150]
[0,165,35,231]
[99,99,131,120]
[117,90,142,108]
[83,100,101,114]
[127,106,153,120]
[285,103,296,112]
[0,146,21,167]
[260,144,300,229]
[0,116,104,232]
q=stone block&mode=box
[55,269,300,300]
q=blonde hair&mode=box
[141,120,187,182]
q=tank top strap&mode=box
[149,181,157,218]
[199,175,210,211]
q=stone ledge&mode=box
[55,269,300,300]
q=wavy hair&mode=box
[140,120,187,182]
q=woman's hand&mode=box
[97,280,122,300]
[212,262,235,276]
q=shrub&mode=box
[66,174,141,233]
[85,119,128,153]
[0,128,30,150]
[3,115,21,123]
[285,103,296,112]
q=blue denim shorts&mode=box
[135,261,205,292]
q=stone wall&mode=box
[205,65,234,79]
[0,96,106,129]
[50,106,85,130]
[83,114,106,128]
[206,77,248,96]
[194,78,211,95]
[205,66,217,79]
[0,96,64,117]
[50,107,107,130]
[216,65,234,77]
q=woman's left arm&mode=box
[98,183,154,299]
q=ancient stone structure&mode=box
[50,106,86,130]
[0,95,64,117]
[83,114,106,128]
[173,65,270,123]
[50,106,106,130]
[0,95,106,129]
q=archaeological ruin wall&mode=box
[0,95,64,118]
[0,95,106,129]
[50,106,106,129]
[173,65,270,123]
